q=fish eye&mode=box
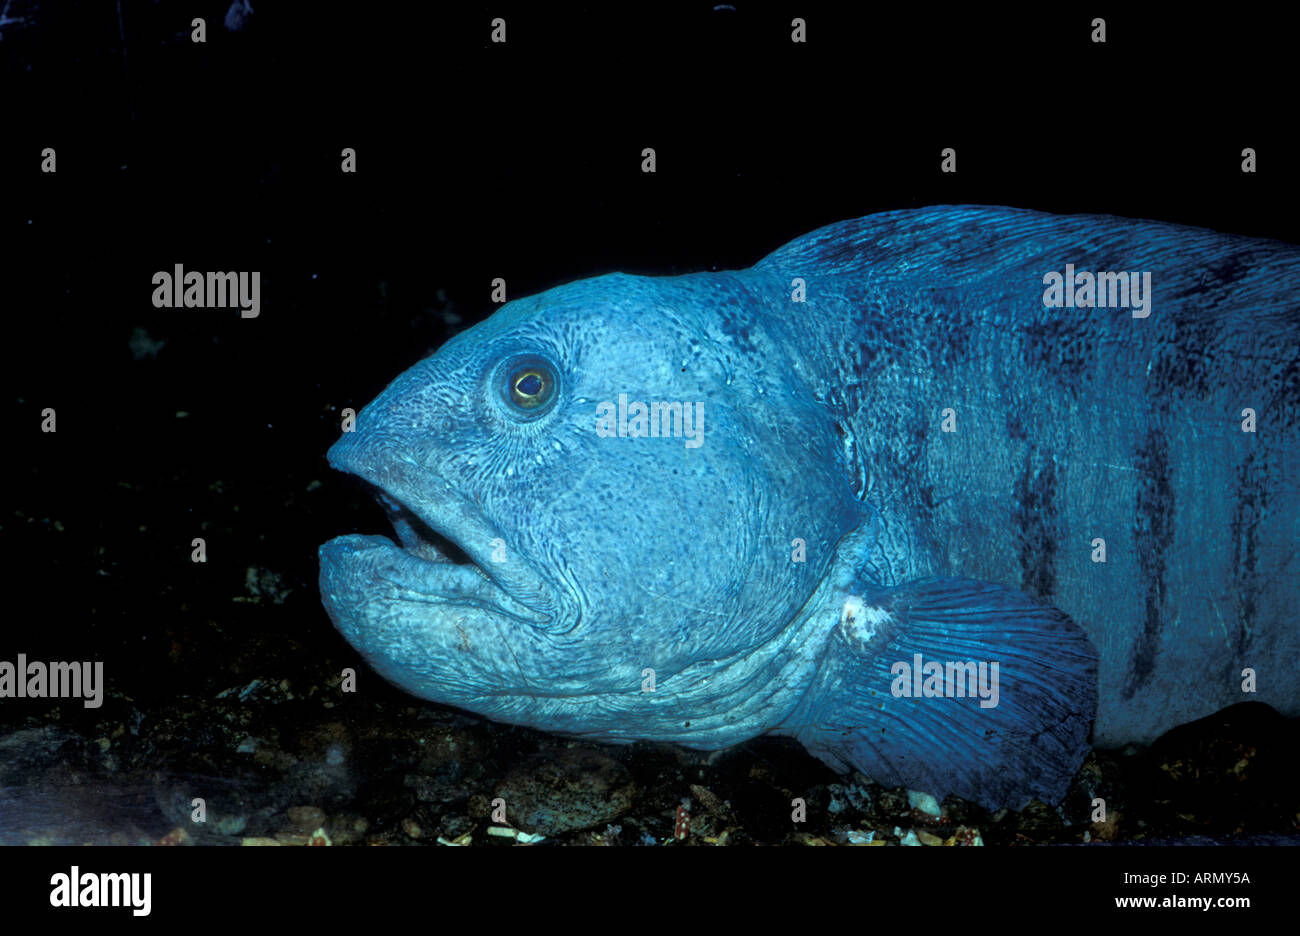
[498,354,559,415]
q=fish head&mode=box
[319,271,867,743]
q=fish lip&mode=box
[319,532,549,626]
[326,442,559,624]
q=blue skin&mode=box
[320,206,1300,809]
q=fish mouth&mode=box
[319,445,556,627]
[326,491,550,625]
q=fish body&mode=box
[320,206,1300,808]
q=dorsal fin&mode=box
[755,205,1300,322]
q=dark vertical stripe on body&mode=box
[1230,451,1265,657]
[1123,428,1175,699]
[1012,447,1058,599]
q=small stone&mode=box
[875,788,910,819]
[1012,799,1064,838]
[1091,809,1121,842]
[689,783,731,820]
[948,825,984,846]
[908,790,942,818]
[495,747,637,836]
[156,827,192,846]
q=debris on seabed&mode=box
[907,790,943,819]
[483,826,545,845]
[156,827,192,846]
[896,827,922,846]
[945,825,984,846]
[673,805,691,841]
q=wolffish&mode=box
[320,206,1300,809]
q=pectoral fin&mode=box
[780,577,1098,810]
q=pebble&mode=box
[495,747,637,835]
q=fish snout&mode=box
[326,427,561,623]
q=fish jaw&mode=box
[319,527,835,747]
[319,418,575,713]
[325,427,562,621]
[318,532,552,708]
